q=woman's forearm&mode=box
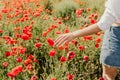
[72,23,102,38]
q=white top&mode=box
[97,0,120,31]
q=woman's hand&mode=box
[54,24,101,47]
[54,33,75,47]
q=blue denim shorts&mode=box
[100,26,120,68]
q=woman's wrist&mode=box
[71,30,81,39]
[71,24,102,39]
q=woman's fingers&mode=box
[54,34,62,42]
[54,33,73,47]
[60,40,69,47]
[54,35,64,46]
[55,36,68,47]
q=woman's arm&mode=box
[72,23,101,38]
[54,23,101,47]
[54,7,117,47]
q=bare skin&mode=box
[53,23,119,80]
[54,23,101,47]
[102,64,119,80]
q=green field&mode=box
[1,0,120,80]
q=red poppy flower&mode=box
[49,49,56,57]
[95,37,102,43]
[47,38,54,47]
[24,59,32,65]
[16,57,22,62]
[21,34,30,40]
[67,51,75,60]
[5,51,11,57]
[78,45,85,50]
[67,73,74,80]
[83,55,89,61]
[95,43,100,48]
[76,8,83,16]
[35,42,42,48]
[51,78,57,80]
[98,77,104,80]
[3,62,9,67]
[31,75,38,80]
[60,56,66,62]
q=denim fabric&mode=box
[100,26,120,68]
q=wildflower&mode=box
[7,65,23,78]
[58,46,64,50]
[1,8,8,13]
[87,8,91,12]
[71,40,78,46]
[58,21,62,24]
[98,77,104,80]
[42,31,47,37]
[19,47,26,54]
[83,55,89,61]
[96,32,101,36]
[53,18,57,21]
[0,30,2,33]
[60,56,66,62]
[31,20,34,24]
[33,12,40,17]
[5,51,11,57]
[14,27,21,31]
[2,62,9,67]
[94,13,98,19]
[95,43,100,48]
[16,57,22,62]
[76,8,83,16]
[26,64,33,71]
[33,59,38,63]
[83,36,93,41]
[35,42,42,48]
[67,73,74,80]
[21,34,30,40]
[51,78,57,80]
[56,31,61,34]
[31,75,38,80]
[51,24,58,28]
[90,19,96,24]
[49,49,56,57]
[24,59,32,65]
[64,28,70,33]
[78,45,85,50]
[47,38,54,47]
[95,37,102,43]
[28,55,34,60]
[47,26,53,32]
[67,51,75,60]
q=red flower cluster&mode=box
[21,25,32,41]
[0,0,104,79]
[88,13,98,24]
[7,65,23,78]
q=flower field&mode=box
[1,0,119,80]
